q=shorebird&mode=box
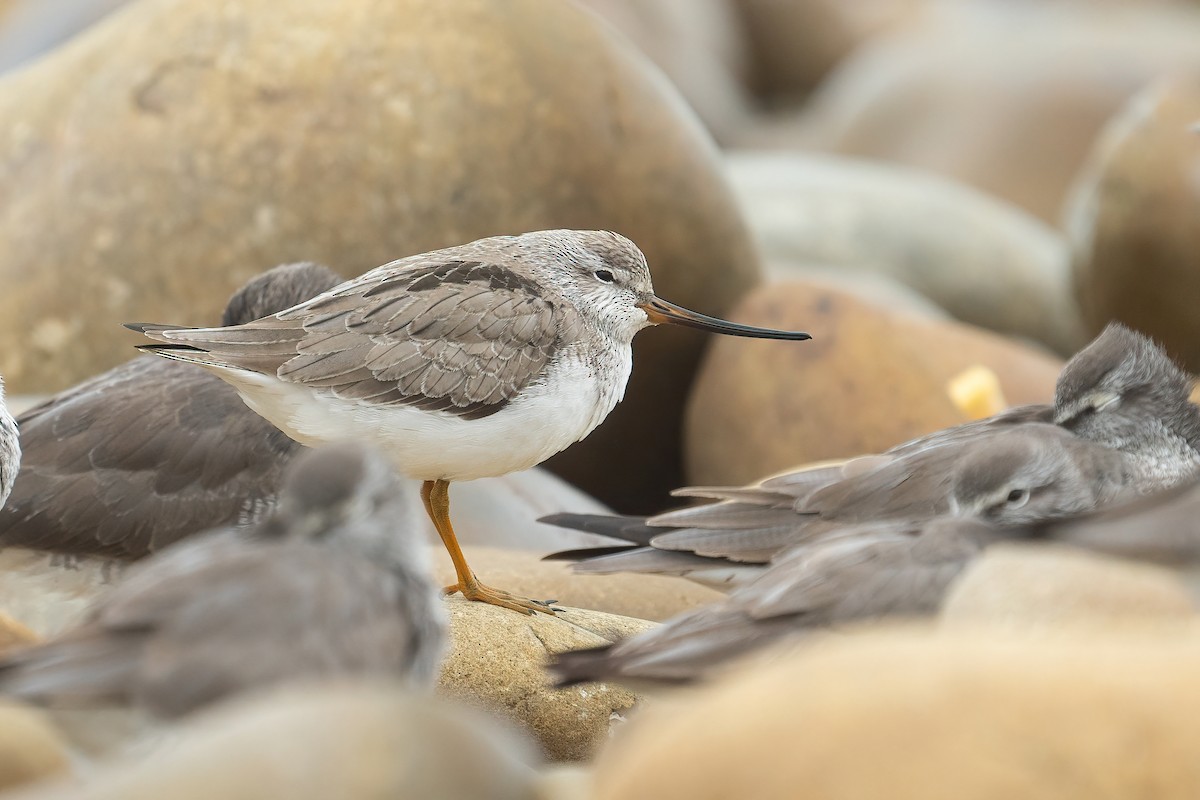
[541,323,1197,589]
[0,374,18,510]
[0,443,446,719]
[0,262,341,557]
[549,430,1140,685]
[128,230,811,614]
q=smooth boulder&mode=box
[684,281,1062,486]
[592,626,1200,800]
[726,151,1085,354]
[1066,75,1200,370]
[802,3,1200,222]
[0,0,760,511]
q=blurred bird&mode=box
[128,230,811,614]
[0,262,341,557]
[550,430,1138,685]
[0,443,446,718]
[0,375,18,509]
[541,323,1195,589]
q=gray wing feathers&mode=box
[140,261,574,420]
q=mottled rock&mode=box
[727,151,1086,354]
[1067,76,1200,370]
[803,3,1200,222]
[8,684,540,800]
[0,0,760,512]
[592,626,1200,800]
[438,597,654,762]
[941,544,1196,632]
[0,703,70,793]
[684,281,1062,486]
[431,547,723,622]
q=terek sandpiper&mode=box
[0,442,446,718]
[1,262,341,557]
[129,229,811,614]
[541,323,1198,589]
[549,428,1147,686]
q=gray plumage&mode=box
[0,262,341,558]
[0,376,18,509]
[551,516,1014,686]
[541,323,1193,588]
[0,443,446,719]
[1053,322,1200,490]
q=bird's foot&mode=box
[444,579,560,616]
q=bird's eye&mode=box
[1005,488,1029,508]
[594,269,615,284]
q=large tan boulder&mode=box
[592,626,1200,800]
[0,703,70,794]
[438,597,654,762]
[726,151,1085,354]
[1066,76,1200,369]
[7,684,541,800]
[941,544,1196,632]
[0,0,760,511]
[684,281,1063,486]
[432,547,723,622]
[802,3,1200,222]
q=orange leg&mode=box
[421,479,558,616]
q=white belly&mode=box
[208,350,631,482]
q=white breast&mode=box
[207,343,633,483]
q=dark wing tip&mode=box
[540,545,640,562]
[547,644,617,688]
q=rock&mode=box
[7,684,540,800]
[0,0,761,512]
[683,281,1063,486]
[730,0,921,102]
[1066,76,1200,369]
[802,3,1200,222]
[0,611,36,654]
[431,547,724,622]
[726,151,1086,355]
[591,626,1200,800]
[438,597,654,762]
[0,703,70,793]
[941,544,1196,632]
[0,0,133,73]
[575,0,754,145]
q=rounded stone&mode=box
[0,0,760,512]
[437,596,655,762]
[684,281,1063,486]
[730,0,920,102]
[1066,76,1200,369]
[0,703,70,793]
[431,546,724,622]
[10,684,541,800]
[803,3,1200,222]
[726,151,1086,354]
[591,627,1200,800]
[941,544,1196,632]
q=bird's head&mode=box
[1053,323,1193,442]
[524,230,811,345]
[949,427,1098,525]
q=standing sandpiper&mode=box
[129,230,810,614]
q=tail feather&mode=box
[537,513,659,545]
